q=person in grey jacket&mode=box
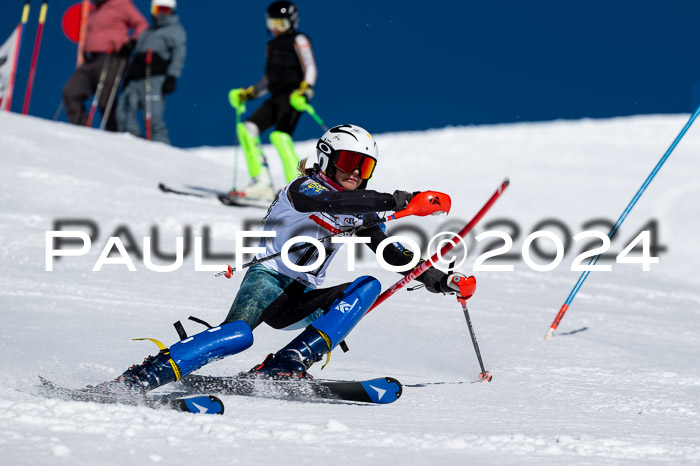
[117,0,186,144]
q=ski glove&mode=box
[240,86,257,102]
[294,81,314,100]
[440,273,476,298]
[162,76,177,95]
[290,81,314,112]
[391,190,417,211]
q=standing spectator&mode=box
[229,1,318,201]
[62,0,148,131]
[117,0,186,144]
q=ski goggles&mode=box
[151,5,172,15]
[266,17,291,31]
[333,150,377,180]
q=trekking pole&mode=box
[22,0,48,115]
[544,105,700,341]
[216,191,451,278]
[290,92,328,131]
[100,55,127,130]
[3,0,30,112]
[144,48,153,140]
[86,45,114,127]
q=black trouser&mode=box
[261,281,349,330]
[247,92,303,135]
[62,54,120,131]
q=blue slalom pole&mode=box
[545,106,700,340]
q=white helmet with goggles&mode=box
[151,0,175,14]
[316,124,378,187]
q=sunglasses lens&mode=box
[335,151,376,180]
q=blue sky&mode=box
[3,0,700,147]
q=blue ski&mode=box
[39,376,224,415]
[179,374,402,405]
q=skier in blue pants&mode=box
[98,124,468,393]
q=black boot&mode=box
[249,327,330,379]
[90,351,178,395]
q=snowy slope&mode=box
[0,111,699,465]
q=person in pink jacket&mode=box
[62,0,147,131]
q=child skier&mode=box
[229,1,318,202]
[97,124,468,394]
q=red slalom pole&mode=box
[366,178,510,315]
[22,0,49,115]
[4,0,30,112]
[76,0,90,67]
[145,48,153,140]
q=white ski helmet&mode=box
[316,124,378,188]
[152,0,176,10]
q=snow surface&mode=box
[1,111,699,465]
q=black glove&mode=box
[162,75,177,95]
[391,190,417,210]
[118,39,136,57]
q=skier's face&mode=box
[334,168,362,190]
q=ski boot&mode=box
[248,326,331,380]
[242,169,275,201]
[249,275,382,379]
[93,320,254,393]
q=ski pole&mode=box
[100,55,127,130]
[228,88,247,190]
[366,178,510,314]
[290,92,328,131]
[86,45,113,127]
[304,104,328,131]
[216,191,451,278]
[145,48,153,140]
[545,106,700,341]
[443,260,491,382]
[22,0,48,115]
[76,0,90,67]
[3,0,30,112]
[459,298,492,382]
[232,100,243,191]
